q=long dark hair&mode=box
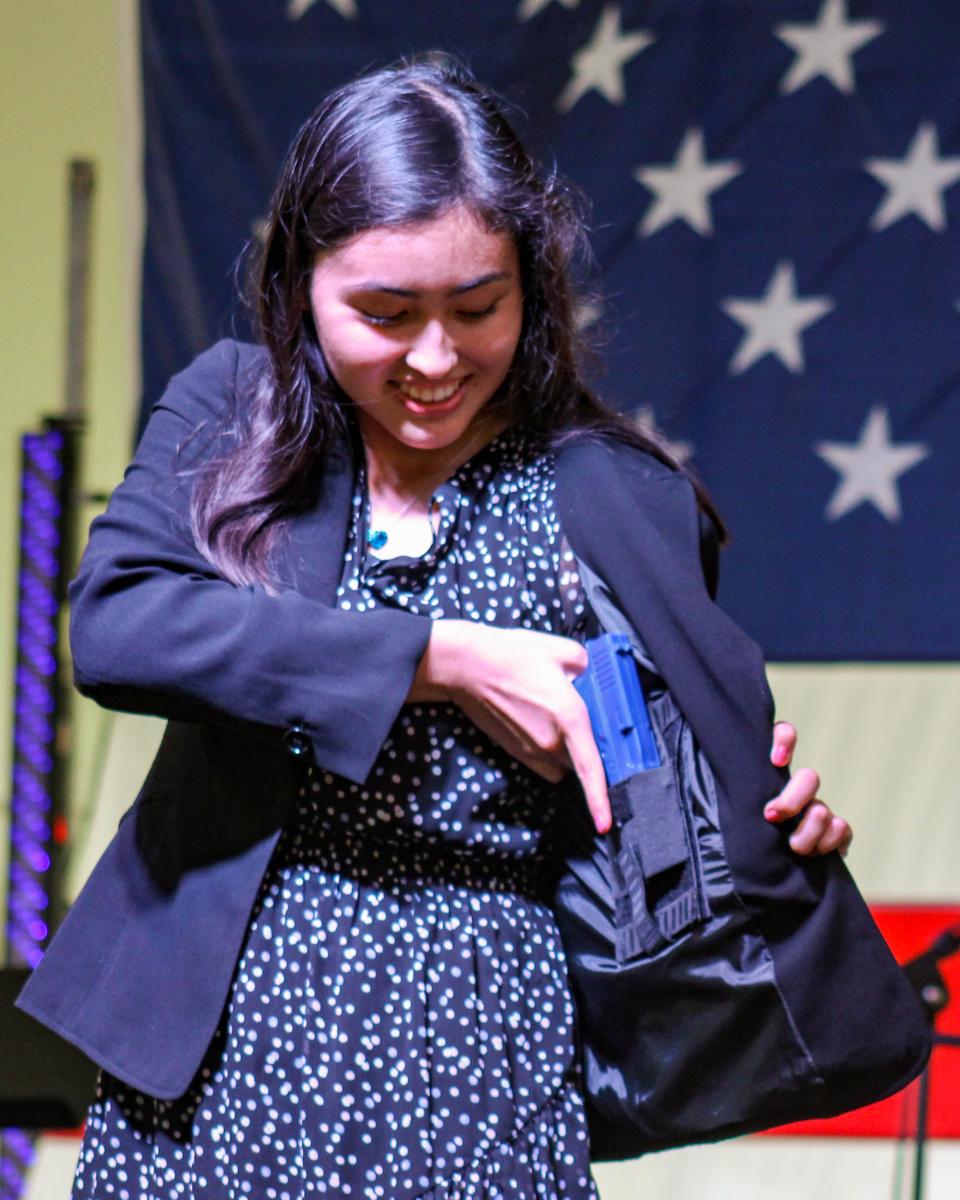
[191,53,725,588]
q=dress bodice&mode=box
[301,424,589,862]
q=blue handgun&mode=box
[572,633,661,785]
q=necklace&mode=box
[365,483,439,552]
[365,424,496,553]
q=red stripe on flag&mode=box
[762,904,960,1139]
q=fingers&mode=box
[788,806,853,857]
[452,693,561,781]
[560,696,611,835]
[555,643,610,832]
[559,639,590,680]
[521,759,568,784]
[770,721,797,768]
[764,766,854,857]
[764,766,820,821]
[444,626,608,830]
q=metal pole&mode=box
[64,160,95,420]
[912,1060,931,1200]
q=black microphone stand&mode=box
[901,925,960,1200]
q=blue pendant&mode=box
[367,528,388,550]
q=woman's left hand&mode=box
[763,722,853,857]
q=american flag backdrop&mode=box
[139,0,957,659]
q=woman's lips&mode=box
[392,377,469,416]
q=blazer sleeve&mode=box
[68,339,432,785]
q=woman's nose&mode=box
[405,321,458,378]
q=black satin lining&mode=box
[551,568,823,1152]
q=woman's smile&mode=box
[391,375,471,414]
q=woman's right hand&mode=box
[410,620,611,834]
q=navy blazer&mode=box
[18,340,929,1144]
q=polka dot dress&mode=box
[71,425,600,1199]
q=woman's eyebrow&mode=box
[350,272,511,298]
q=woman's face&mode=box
[308,205,523,472]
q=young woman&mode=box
[21,54,854,1198]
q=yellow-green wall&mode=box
[0,1,141,937]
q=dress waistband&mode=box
[279,790,553,903]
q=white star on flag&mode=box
[634,128,741,237]
[721,261,834,375]
[287,0,357,19]
[866,123,960,233]
[632,405,694,463]
[815,406,930,521]
[775,0,883,95]
[557,4,654,112]
[518,0,579,21]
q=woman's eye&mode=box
[358,309,406,326]
[457,302,498,320]
[356,300,499,326]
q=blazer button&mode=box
[284,725,311,758]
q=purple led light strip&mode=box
[1,431,68,1200]
[0,1129,36,1197]
[6,430,62,970]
